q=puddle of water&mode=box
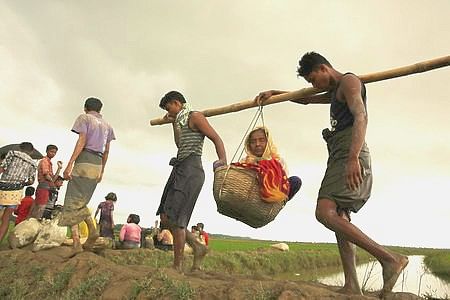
[318,255,450,298]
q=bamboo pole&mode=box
[150,55,450,126]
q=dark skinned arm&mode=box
[94,207,100,220]
[254,90,289,104]
[63,132,86,180]
[97,141,111,183]
[189,112,227,169]
[339,74,368,191]
[163,114,180,147]
[290,92,332,105]
[52,161,63,181]
[172,123,181,148]
[255,90,332,105]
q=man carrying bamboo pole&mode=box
[255,52,408,297]
[156,91,227,272]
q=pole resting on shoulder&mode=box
[149,55,450,126]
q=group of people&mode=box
[0,97,114,257]
[154,51,408,296]
[0,143,65,242]
[147,220,209,252]
[92,191,208,251]
[0,51,409,296]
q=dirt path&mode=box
[0,247,421,299]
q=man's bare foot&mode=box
[192,244,208,271]
[381,254,409,296]
[172,264,184,274]
[337,286,363,296]
[83,232,99,251]
[64,244,83,259]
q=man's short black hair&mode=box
[19,142,34,153]
[46,144,58,152]
[297,52,332,77]
[197,222,204,230]
[25,186,35,196]
[84,97,103,112]
[159,91,186,109]
[128,214,140,224]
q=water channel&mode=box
[318,255,450,299]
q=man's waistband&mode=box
[322,126,353,142]
[83,148,103,157]
[170,154,201,167]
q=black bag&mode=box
[0,181,25,191]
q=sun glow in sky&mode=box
[1,1,449,248]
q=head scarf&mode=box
[243,126,280,164]
[175,102,193,127]
[234,126,290,203]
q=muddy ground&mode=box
[0,246,421,300]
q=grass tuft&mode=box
[62,272,111,300]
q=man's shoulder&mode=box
[74,113,89,122]
[23,197,34,203]
[337,73,363,99]
[339,73,362,88]
[89,113,114,131]
[189,111,205,121]
[38,157,50,166]
[76,113,103,124]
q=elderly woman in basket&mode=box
[234,126,302,203]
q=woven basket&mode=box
[213,165,285,228]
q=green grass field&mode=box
[209,238,339,252]
[424,251,450,281]
[2,221,449,284]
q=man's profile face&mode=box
[305,65,330,90]
[164,100,182,117]
[47,148,57,159]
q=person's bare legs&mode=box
[29,204,45,219]
[65,225,83,258]
[171,227,186,272]
[335,211,361,295]
[316,199,408,295]
[83,217,99,251]
[160,213,185,272]
[185,229,207,271]
[0,207,14,242]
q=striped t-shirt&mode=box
[176,113,205,160]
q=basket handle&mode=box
[229,106,265,164]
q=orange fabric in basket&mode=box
[232,158,290,203]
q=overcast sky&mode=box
[1,1,449,248]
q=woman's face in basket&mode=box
[248,129,267,157]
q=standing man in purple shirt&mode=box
[59,97,116,256]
